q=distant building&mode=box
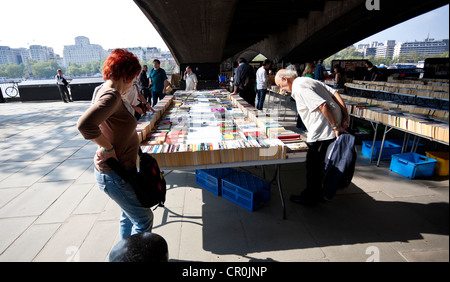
[1,37,174,71]
[394,38,449,58]
[356,41,380,58]
[63,36,107,67]
[29,45,55,62]
[0,46,17,65]
[118,46,162,62]
[1,46,36,65]
[375,40,396,59]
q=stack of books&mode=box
[137,90,308,167]
[345,100,449,144]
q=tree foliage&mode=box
[0,63,24,79]
[1,53,178,79]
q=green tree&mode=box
[30,60,60,78]
[0,63,25,78]
[66,63,84,76]
[324,46,363,68]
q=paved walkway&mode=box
[0,96,448,262]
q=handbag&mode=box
[106,150,166,209]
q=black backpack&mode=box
[107,149,166,209]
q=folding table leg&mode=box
[276,164,286,220]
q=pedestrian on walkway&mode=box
[149,59,168,107]
[232,58,256,106]
[137,65,151,105]
[313,59,325,81]
[256,59,271,110]
[77,49,153,240]
[275,69,349,206]
[183,66,198,91]
[55,69,72,103]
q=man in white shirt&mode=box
[183,66,198,91]
[275,69,349,206]
[256,59,271,110]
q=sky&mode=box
[0,0,169,55]
[355,4,449,45]
[0,1,448,56]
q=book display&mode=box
[137,90,308,167]
[347,79,449,99]
[344,79,449,145]
[345,98,449,144]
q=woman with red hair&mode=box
[78,49,153,240]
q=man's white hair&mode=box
[275,69,298,81]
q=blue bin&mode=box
[361,140,402,161]
[221,171,271,211]
[219,76,226,83]
[389,153,437,179]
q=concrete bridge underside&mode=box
[134,0,448,66]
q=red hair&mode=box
[103,49,141,82]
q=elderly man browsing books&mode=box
[275,69,349,206]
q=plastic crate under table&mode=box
[195,168,237,195]
[389,152,437,179]
[361,140,402,161]
[221,171,271,211]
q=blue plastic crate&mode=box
[195,168,237,195]
[389,153,437,179]
[221,171,271,211]
[361,140,402,160]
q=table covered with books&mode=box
[344,79,449,167]
[134,89,308,218]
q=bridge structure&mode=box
[134,0,448,76]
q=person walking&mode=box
[149,59,168,107]
[77,49,153,240]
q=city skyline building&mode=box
[376,40,396,59]
[63,36,107,67]
[355,38,448,59]
[393,37,449,58]
[2,36,174,68]
[29,45,55,62]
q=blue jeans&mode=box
[256,89,267,110]
[95,169,153,240]
[152,91,165,107]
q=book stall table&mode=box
[136,89,308,219]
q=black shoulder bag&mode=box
[106,149,166,210]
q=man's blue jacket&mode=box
[323,133,357,200]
